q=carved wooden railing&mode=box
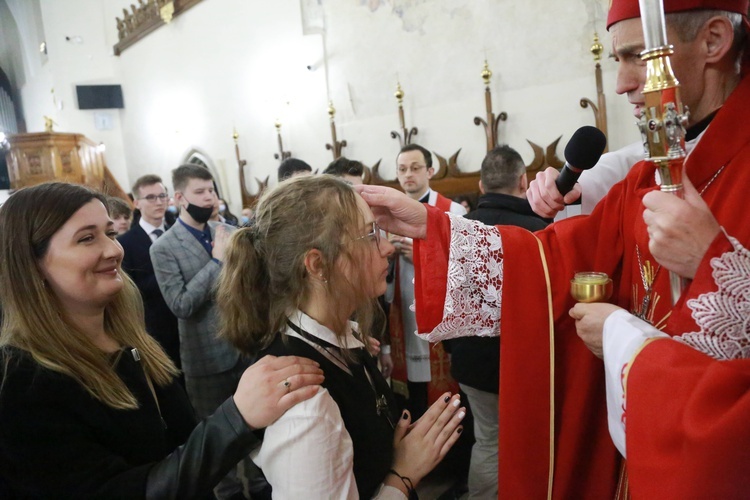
[114,0,205,56]
[525,137,565,181]
[367,148,479,200]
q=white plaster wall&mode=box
[5,0,130,189]
[11,0,641,214]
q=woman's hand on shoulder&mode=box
[388,393,465,488]
[233,355,324,429]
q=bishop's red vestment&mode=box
[412,74,750,498]
[626,338,750,498]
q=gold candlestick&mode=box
[390,82,418,147]
[570,272,613,303]
[473,60,507,152]
[325,101,347,160]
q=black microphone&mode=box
[555,126,607,196]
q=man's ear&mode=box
[426,167,435,180]
[478,179,486,195]
[702,15,735,64]
[519,173,529,194]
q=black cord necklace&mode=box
[286,319,396,429]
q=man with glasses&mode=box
[118,174,181,371]
[387,144,466,420]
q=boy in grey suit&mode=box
[151,164,255,498]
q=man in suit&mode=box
[117,175,180,370]
[151,164,244,417]
[151,164,254,499]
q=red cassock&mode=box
[413,74,750,498]
[626,339,750,499]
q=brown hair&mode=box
[172,164,213,193]
[0,182,178,410]
[323,157,364,178]
[106,196,132,219]
[217,175,379,355]
[131,174,164,199]
[398,143,433,170]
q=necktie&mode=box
[152,229,163,239]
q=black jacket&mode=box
[444,192,550,393]
[466,192,551,230]
[0,347,256,499]
[118,225,180,368]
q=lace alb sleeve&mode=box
[678,234,750,360]
[417,213,503,342]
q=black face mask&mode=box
[184,202,213,224]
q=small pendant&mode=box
[376,394,395,429]
[637,292,652,322]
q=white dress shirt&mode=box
[139,218,166,243]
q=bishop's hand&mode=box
[642,172,721,279]
[569,302,623,359]
[355,185,427,240]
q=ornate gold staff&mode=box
[637,0,689,305]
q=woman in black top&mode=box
[0,182,323,498]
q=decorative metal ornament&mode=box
[473,60,507,152]
[390,82,418,147]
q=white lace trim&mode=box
[417,213,502,342]
[678,236,750,360]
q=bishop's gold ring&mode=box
[283,379,292,393]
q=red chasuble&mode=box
[389,192,458,404]
[413,75,750,498]
[626,339,750,498]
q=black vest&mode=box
[260,333,397,499]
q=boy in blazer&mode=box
[118,175,180,370]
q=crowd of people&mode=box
[1,0,749,498]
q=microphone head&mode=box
[564,126,607,171]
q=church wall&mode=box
[14,0,640,213]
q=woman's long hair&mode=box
[0,182,178,410]
[218,175,380,356]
